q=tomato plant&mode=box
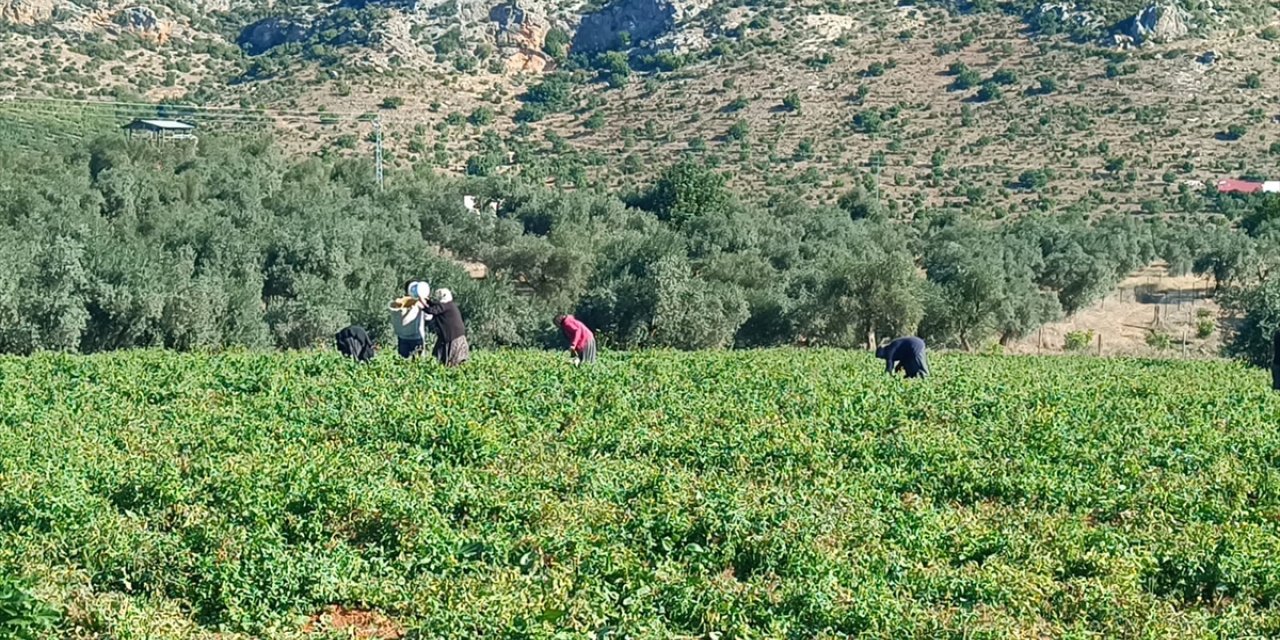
[1,350,1279,638]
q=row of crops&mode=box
[1,349,1279,638]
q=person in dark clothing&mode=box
[335,325,375,363]
[877,336,928,379]
[419,288,469,367]
[1272,331,1279,391]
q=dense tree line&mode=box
[1,135,1276,362]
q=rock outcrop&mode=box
[490,0,552,72]
[1033,2,1104,32]
[0,0,57,25]
[238,16,310,55]
[572,0,678,55]
[116,6,158,30]
[114,6,172,41]
[491,0,548,50]
[1118,2,1190,45]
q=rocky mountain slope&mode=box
[2,0,1280,216]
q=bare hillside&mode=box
[2,0,1280,218]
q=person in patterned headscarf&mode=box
[419,288,470,367]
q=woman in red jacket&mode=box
[555,314,596,366]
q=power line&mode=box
[6,95,358,119]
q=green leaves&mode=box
[4,345,1280,637]
[0,578,60,640]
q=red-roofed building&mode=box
[1217,179,1264,194]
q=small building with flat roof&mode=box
[122,119,196,140]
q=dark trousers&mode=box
[398,338,423,359]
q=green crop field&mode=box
[2,350,1280,639]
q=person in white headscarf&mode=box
[388,280,431,358]
[418,288,470,367]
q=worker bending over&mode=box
[555,314,596,366]
[877,336,928,379]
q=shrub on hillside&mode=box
[468,107,495,126]
[782,91,801,113]
[523,73,576,112]
[991,69,1019,85]
[1146,330,1173,350]
[544,27,570,59]
[1064,330,1095,351]
[853,108,885,134]
[1196,318,1215,339]
[1018,169,1053,190]
[1221,124,1247,140]
[952,69,982,91]
[976,81,1002,102]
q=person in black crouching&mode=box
[877,336,929,379]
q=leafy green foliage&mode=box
[597,51,632,88]
[1105,62,1138,79]
[543,26,571,60]
[853,108,885,134]
[991,69,1019,85]
[1146,330,1173,350]
[0,134,1245,359]
[1197,317,1215,338]
[951,69,982,91]
[0,578,60,640]
[1064,329,1095,351]
[781,91,802,113]
[4,350,1280,637]
[1221,270,1280,366]
[468,106,495,126]
[976,81,1003,102]
[635,160,730,224]
[837,187,885,222]
[522,73,576,112]
[1017,168,1054,190]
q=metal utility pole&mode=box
[374,116,384,190]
